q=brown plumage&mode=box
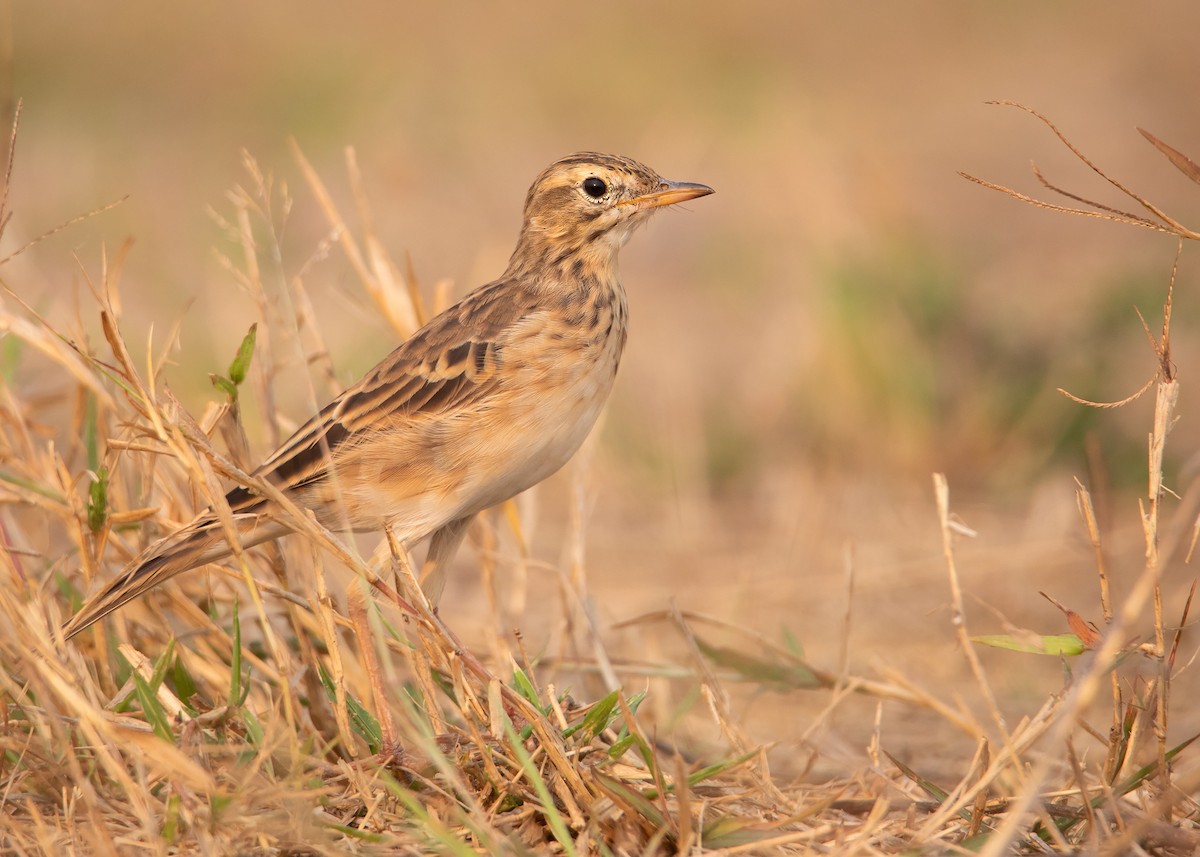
[64,152,713,639]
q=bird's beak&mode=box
[619,179,715,209]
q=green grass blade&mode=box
[161,791,181,844]
[171,653,198,705]
[150,639,175,691]
[228,598,248,708]
[694,634,831,690]
[1111,732,1199,797]
[971,633,1086,656]
[701,815,778,850]
[228,323,257,385]
[643,748,758,799]
[504,718,577,857]
[511,667,540,706]
[318,666,382,753]
[885,750,951,803]
[0,469,67,503]
[83,392,100,472]
[563,689,619,739]
[132,670,175,742]
[594,772,665,827]
[87,465,109,533]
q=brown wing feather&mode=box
[245,278,533,498]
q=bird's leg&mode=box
[419,514,475,604]
[373,530,537,733]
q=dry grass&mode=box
[1,105,1200,855]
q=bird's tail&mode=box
[63,512,285,639]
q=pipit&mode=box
[64,152,712,638]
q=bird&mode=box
[64,152,713,639]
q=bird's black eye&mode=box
[582,177,607,199]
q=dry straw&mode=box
[0,98,1198,853]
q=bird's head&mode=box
[509,152,713,277]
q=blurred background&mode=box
[5,2,1200,771]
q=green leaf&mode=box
[227,323,257,385]
[1112,732,1199,797]
[564,689,619,739]
[608,733,638,759]
[694,635,831,690]
[429,668,457,704]
[594,772,665,827]
[0,331,23,384]
[318,666,382,753]
[782,626,805,658]
[209,794,233,818]
[111,640,133,701]
[686,749,757,788]
[150,639,176,692]
[228,599,248,708]
[242,708,265,747]
[402,681,425,710]
[132,670,175,742]
[885,750,951,803]
[345,691,382,753]
[606,691,650,759]
[87,466,109,533]
[701,815,778,849]
[0,468,67,503]
[971,633,1086,656]
[210,374,237,399]
[171,654,198,703]
[959,830,994,852]
[83,393,101,472]
[624,690,647,714]
[642,749,758,800]
[54,571,83,613]
[161,791,181,843]
[511,667,540,706]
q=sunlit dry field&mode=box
[3,3,1200,853]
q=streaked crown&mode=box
[508,152,712,270]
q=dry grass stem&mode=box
[2,109,1198,853]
